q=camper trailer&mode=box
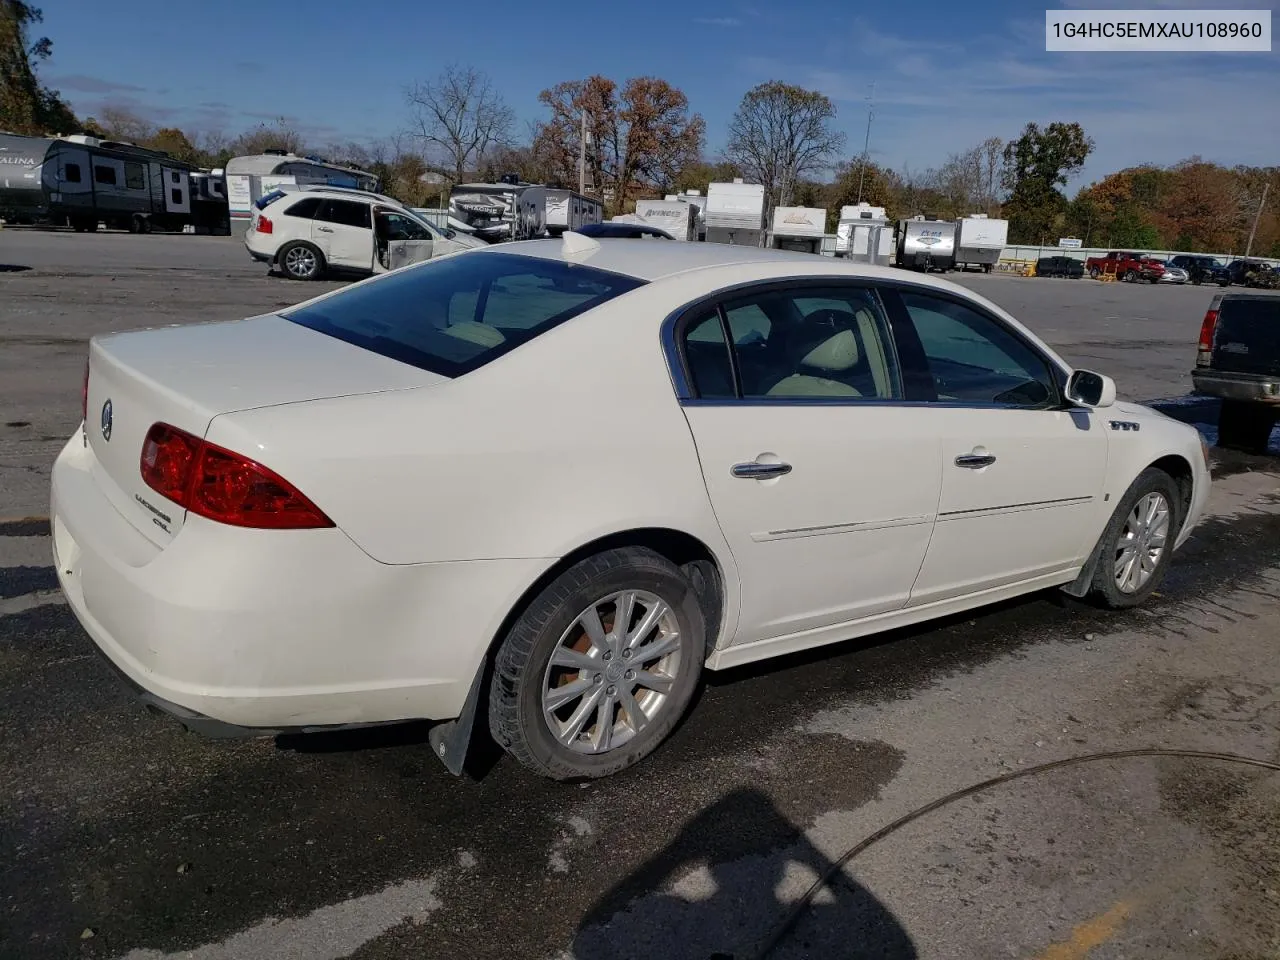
[953,214,1009,272]
[544,188,603,236]
[664,189,708,240]
[448,178,548,242]
[896,216,957,272]
[634,199,697,241]
[224,152,379,235]
[834,203,892,264]
[189,171,230,235]
[769,206,827,255]
[0,132,198,232]
[705,179,765,246]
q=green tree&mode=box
[1,1,78,134]
[1001,121,1094,243]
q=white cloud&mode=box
[734,16,1278,189]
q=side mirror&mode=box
[1066,369,1116,408]
[445,229,456,239]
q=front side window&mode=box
[283,252,644,377]
[378,212,435,241]
[94,165,117,186]
[679,285,901,401]
[124,162,145,190]
[897,290,1057,408]
[316,199,372,229]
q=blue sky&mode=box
[39,0,1279,189]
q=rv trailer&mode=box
[633,199,697,240]
[448,178,548,242]
[834,203,892,264]
[769,206,827,255]
[224,151,379,236]
[953,214,1009,272]
[664,189,708,240]
[705,179,765,246]
[544,188,603,236]
[896,216,957,272]
[0,132,199,232]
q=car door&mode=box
[377,210,438,271]
[313,198,374,270]
[880,286,1109,607]
[674,282,943,644]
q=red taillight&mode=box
[140,423,333,530]
[1196,308,1219,366]
[256,215,273,235]
[81,359,89,423]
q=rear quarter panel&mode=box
[202,276,736,573]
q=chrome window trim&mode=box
[660,274,1072,411]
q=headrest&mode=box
[441,321,506,348]
[799,330,860,372]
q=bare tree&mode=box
[724,81,845,212]
[977,136,1004,214]
[407,64,515,182]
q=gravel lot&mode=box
[2,229,1279,960]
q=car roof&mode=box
[475,235,969,290]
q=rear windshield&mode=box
[282,252,645,377]
[255,189,287,210]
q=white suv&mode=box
[245,188,485,281]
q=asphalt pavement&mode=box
[2,230,1279,959]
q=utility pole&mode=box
[1244,181,1270,258]
[578,109,587,195]
[855,81,876,204]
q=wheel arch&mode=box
[1061,453,1195,598]
[428,525,733,776]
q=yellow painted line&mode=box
[1033,900,1134,960]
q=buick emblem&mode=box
[100,399,113,442]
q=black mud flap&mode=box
[428,666,487,777]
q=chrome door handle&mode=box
[316,226,334,233]
[955,454,996,469]
[731,461,792,479]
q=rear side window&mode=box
[283,252,645,377]
[316,199,371,229]
[284,197,323,219]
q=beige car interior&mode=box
[764,306,896,399]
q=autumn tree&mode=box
[724,81,844,213]
[407,65,514,182]
[228,117,305,157]
[1001,121,1094,243]
[671,158,743,198]
[825,159,897,229]
[537,75,704,214]
[0,1,77,134]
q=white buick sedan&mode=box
[53,236,1211,780]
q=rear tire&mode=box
[1087,468,1182,610]
[1218,400,1276,454]
[1124,269,1137,282]
[488,547,706,781]
[278,241,325,281]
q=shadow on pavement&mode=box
[569,787,916,960]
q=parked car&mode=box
[575,222,675,240]
[1168,254,1230,287]
[1157,263,1188,284]
[56,239,1211,781]
[1034,255,1085,279]
[1085,251,1165,283]
[1193,291,1280,453]
[1224,258,1280,288]
[245,187,485,280]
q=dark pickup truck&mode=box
[1192,292,1280,452]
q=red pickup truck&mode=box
[1086,251,1166,283]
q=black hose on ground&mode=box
[744,748,1280,960]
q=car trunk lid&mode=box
[1209,295,1280,377]
[84,313,445,546]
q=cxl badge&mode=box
[101,398,113,442]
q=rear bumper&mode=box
[51,433,549,734]
[1191,369,1280,405]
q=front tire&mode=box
[278,241,325,280]
[1089,267,1100,279]
[489,547,706,781]
[1124,269,1138,282]
[1088,468,1182,610]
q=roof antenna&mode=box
[561,230,600,258]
